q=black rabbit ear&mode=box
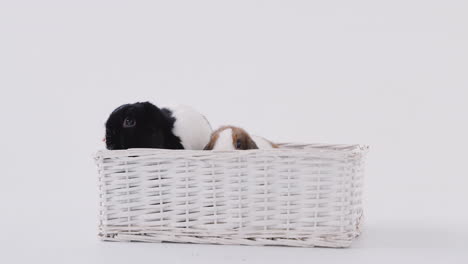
[141,102,161,113]
[142,102,165,121]
[111,103,130,115]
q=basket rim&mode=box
[95,143,369,159]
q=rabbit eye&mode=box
[123,118,136,128]
[236,139,242,149]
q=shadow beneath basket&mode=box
[352,223,467,249]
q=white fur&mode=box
[212,129,235,150]
[252,135,275,149]
[164,105,212,150]
[210,127,275,150]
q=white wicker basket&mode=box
[95,143,368,248]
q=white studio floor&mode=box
[2,222,466,264]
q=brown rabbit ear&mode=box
[247,138,259,149]
[203,140,215,150]
[204,133,220,150]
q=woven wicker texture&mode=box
[95,143,368,248]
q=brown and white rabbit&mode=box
[204,126,278,150]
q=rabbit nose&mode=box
[123,118,136,128]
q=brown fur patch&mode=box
[204,126,259,150]
[203,128,220,150]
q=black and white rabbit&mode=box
[104,102,212,150]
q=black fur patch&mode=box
[105,102,184,150]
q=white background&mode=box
[1,0,467,263]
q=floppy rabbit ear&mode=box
[142,102,171,129]
[204,139,215,150]
[142,102,162,119]
[247,138,259,149]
